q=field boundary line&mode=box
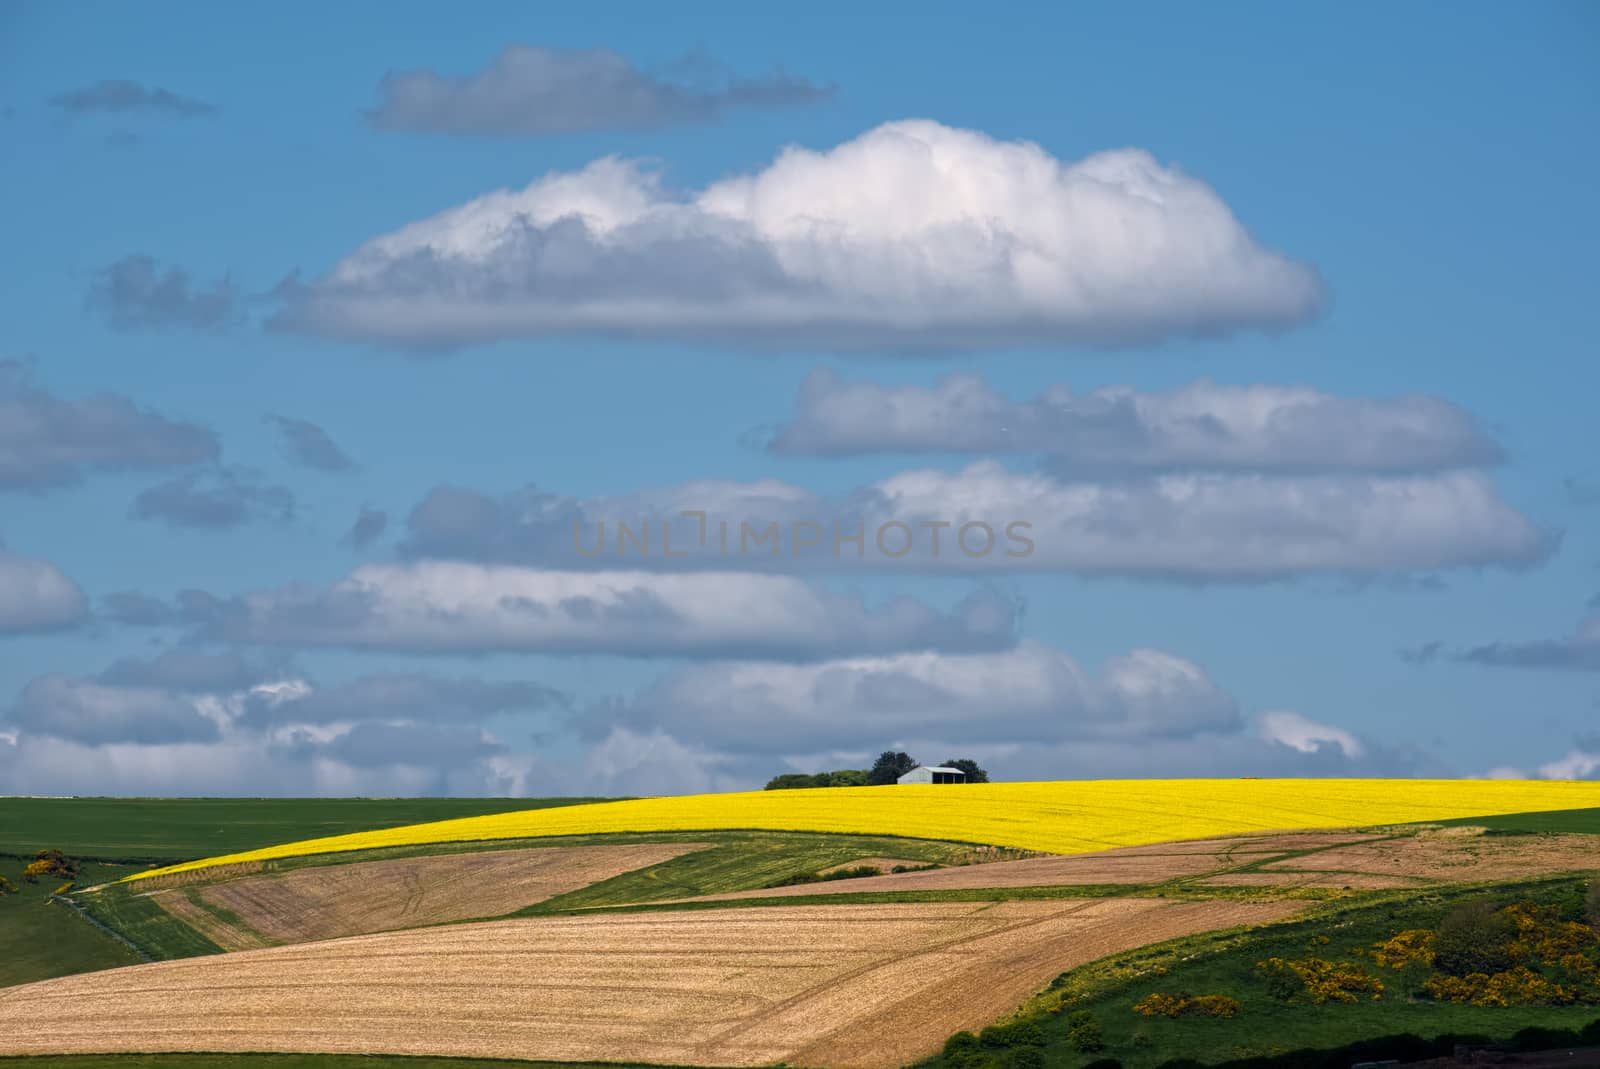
[49,895,154,964]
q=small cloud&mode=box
[0,361,219,491]
[87,255,241,332]
[1398,641,1443,666]
[1257,710,1365,759]
[366,44,832,137]
[265,414,354,472]
[341,506,388,550]
[130,467,295,530]
[49,80,214,118]
[1566,473,1600,508]
[105,129,142,149]
[1459,614,1600,673]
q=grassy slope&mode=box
[0,859,144,989]
[1435,806,1600,834]
[529,830,996,912]
[921,878,1600,1068]
[0,797,613,862]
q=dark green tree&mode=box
[941,758,990,783]
[764,773,823,790]
[867,750,919,785]
[1434,900,1516,976]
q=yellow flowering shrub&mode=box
[1370,929,1436,969]
[1258,957,1384,1004]
[1132,993,1242,1018]
[1425,967,1578,1007]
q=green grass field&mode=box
[1434,806,1600,835]
[0,797,613,862]
[0,858,144,989]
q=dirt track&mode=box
[0,898,1299,1068]
[143,842,707,949]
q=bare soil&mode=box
[145,842,708,949]
[0,898,1300,1068]
[1267,831,1600,883]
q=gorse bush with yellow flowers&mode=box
[1132,992,1243,1018]
[1257,956,1386,1004]
[1367,889,1600,1009]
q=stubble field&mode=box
[0,897,1299,1068]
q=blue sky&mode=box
[1,1,1597,795]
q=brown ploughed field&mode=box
[143,842,708,949]
[0,898,1299,1069]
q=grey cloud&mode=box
[100,588,221,627]
[242,673,567,728]
[396,462,1551,582]
[770,368,1503,475]
[88,255,241,332]
[366,44,832,137]
[0,362,218,491]
[177,561,1019,660]
[314,721,505,770]
[1398,641,1443,666]
[97,649,285,693]
[0,730,532,796]
[342,506,388,550]
[131,467,294,530]
[266,414,354,472]
[50,80,214,117]
[0,547,90,635]
[1460,615,1600,672]
[9,674,219,745]
[588,641,1240,755]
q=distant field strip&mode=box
[145,843,708,950]
[127,780,1600,881]
[0,899,1299,1068]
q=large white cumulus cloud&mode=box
[277,120,1324,350]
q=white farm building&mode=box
[897,765,967,785]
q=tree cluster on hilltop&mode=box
[764,751,989,789]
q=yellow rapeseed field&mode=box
[128,779,1600,882]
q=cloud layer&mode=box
[771,368,1503,475]
[1,363,218,491]
[134,561,1019,660]
[367,45,832,136]
[1,655,560,795]
[397,462,1549,582]
[276,120,1323,350]
[592,641,1240,754]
